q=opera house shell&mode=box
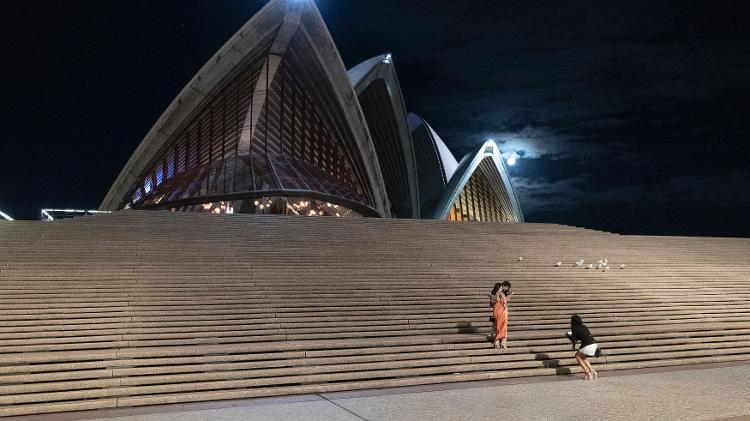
[101,0,523,223]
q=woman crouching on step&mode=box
[566,314,599,380]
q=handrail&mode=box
[0,210,13,221]
[40,209,112,221]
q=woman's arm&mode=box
[569,327,579,350]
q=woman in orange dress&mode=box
[491,281,512,349]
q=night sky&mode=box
[2,0,749,237]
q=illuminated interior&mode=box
[171,197,359,217]
[448,157,518,222]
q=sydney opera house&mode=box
[101,0,523,223]
[4,1,750,418]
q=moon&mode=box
[506,151,519,166]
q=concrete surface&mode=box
[27,362,750,421]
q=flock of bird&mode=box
[518,256,626,271]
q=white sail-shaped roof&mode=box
[348,54,420,218]
[101,0,391,217]
[432,140,524,222]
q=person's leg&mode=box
[574,352,583,371]
[581,355,598,379]
[583,356,597,379]
[494,313,507,348]
[575,351,590,379]
[497,313,508,348]
[493,316,501,348]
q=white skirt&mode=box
[579,343,598,357]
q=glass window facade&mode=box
[172,197,360,218]
[122,31,379,217]
[448,158,518,223]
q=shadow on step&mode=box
[456,321,479,334]
[535,353,572,375]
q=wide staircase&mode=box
[1,211,749,417]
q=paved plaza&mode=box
[28,362,750,421]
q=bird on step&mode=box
[554,261,562,267]
[619,264,626,269]
[575,259,584,267]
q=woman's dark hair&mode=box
[571,314,583,327]
[491,282,503,295]
[501,281,512,295]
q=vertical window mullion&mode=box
[264,56,269,154]
[280,64,285,155]
[292,77,296,159]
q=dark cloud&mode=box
[323,0,750,236]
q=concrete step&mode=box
[0,211,748,416]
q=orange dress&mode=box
[493,295,508,341]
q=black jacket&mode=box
[566,325,596,350]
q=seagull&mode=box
[575,259,584,267]
[586,264,593,269]
[619,264,626,270]
[597,259,603,265]
[604,258,609,265]
[518,257,524,262]
[604,266,610,271]
[554,261,562,267]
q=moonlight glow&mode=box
[506,151,519,166]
